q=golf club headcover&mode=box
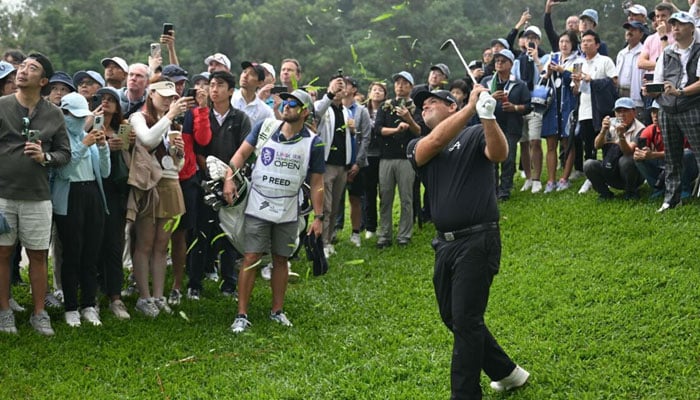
[477,91,496,120]
[306,234,328,276]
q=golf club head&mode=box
[439,38,478,85]
[439,39,454,51]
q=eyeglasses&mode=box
[78,80,96,87]
[494,59,510,64]
[283,99,301,108]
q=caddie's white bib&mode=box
[246,131,314,223]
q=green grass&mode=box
[2,178,700,399]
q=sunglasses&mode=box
[282,99,301,108]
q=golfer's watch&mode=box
[42,152,52,166]
[315,214,325,221]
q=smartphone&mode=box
[646,83,665,94]
[90,94,102,110]
[271,86,288,94]
[496,82,506,91]
[150,43,161,58]
[185,88,197,98]
[117,124,131,151]
[528,42,536,49]
[572,63,582,74]
[551,53,560,65]
[94,115,104,131]
[474,61,483,69]
[637,137,647,148]
[163,23,173,36]
[26,129,40,143]
[643,73,654,81]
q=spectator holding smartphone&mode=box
[634,101,698,199]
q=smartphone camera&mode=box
[185,88,197,98]
[94,115,104,131]
[90,94,102,110]
[163,23,174,36]
[150,43,161,58]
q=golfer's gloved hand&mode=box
[477,92,496,120]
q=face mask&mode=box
[63,114,86,136]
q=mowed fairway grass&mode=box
[1,180,699,399]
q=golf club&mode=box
[440,39,478,85]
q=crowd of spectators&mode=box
[2,0,700,337]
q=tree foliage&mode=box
[1,0,634,91]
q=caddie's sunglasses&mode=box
[283,99,300,108]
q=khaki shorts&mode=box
[244,215,299,257]
[520,111,543,142]
[0,197,52,250]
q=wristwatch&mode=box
[42,152,52,166]
[315,214,325,221]
[678,88,685,97]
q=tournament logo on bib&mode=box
[261,147,275,166]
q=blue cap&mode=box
[96,86,122,105]
[490,38,510,50]
[49,71,76,91]
[623,21,646,31]
[0,61,15,80]
[392,71,414,86]
[72,70,105,88]
[162,64,188,82]
[60,92,92,118]
[614,97,635,110]
[493,49,515,63]
[580,9,599,25]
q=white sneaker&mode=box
[261,263,272,281]
[490,365,529,392]
[520,179,533,192]
[44,292,62,309]
[323,244,336,259]
[135,298,159,318]
[0,309,18,334]
[569,170,585,180]
[350,233,361,247]
[530,180,543,193]
[30,310,55,336]
[364,231,375,240]
[65,310,81,327]
[270,310,293,327]
[154,297,173,314]
[520,170,526,178]
[9,297,25,312]
[578,179,592,194]
[53,289,64,303]
[80,307,102,326]
[109,299,131,320]
[230,314,251,333]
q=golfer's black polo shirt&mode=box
[407,125,499,232]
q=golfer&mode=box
[407,86,529,399]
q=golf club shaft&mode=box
[444,40,478,85]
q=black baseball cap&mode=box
[413,89,457,109]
